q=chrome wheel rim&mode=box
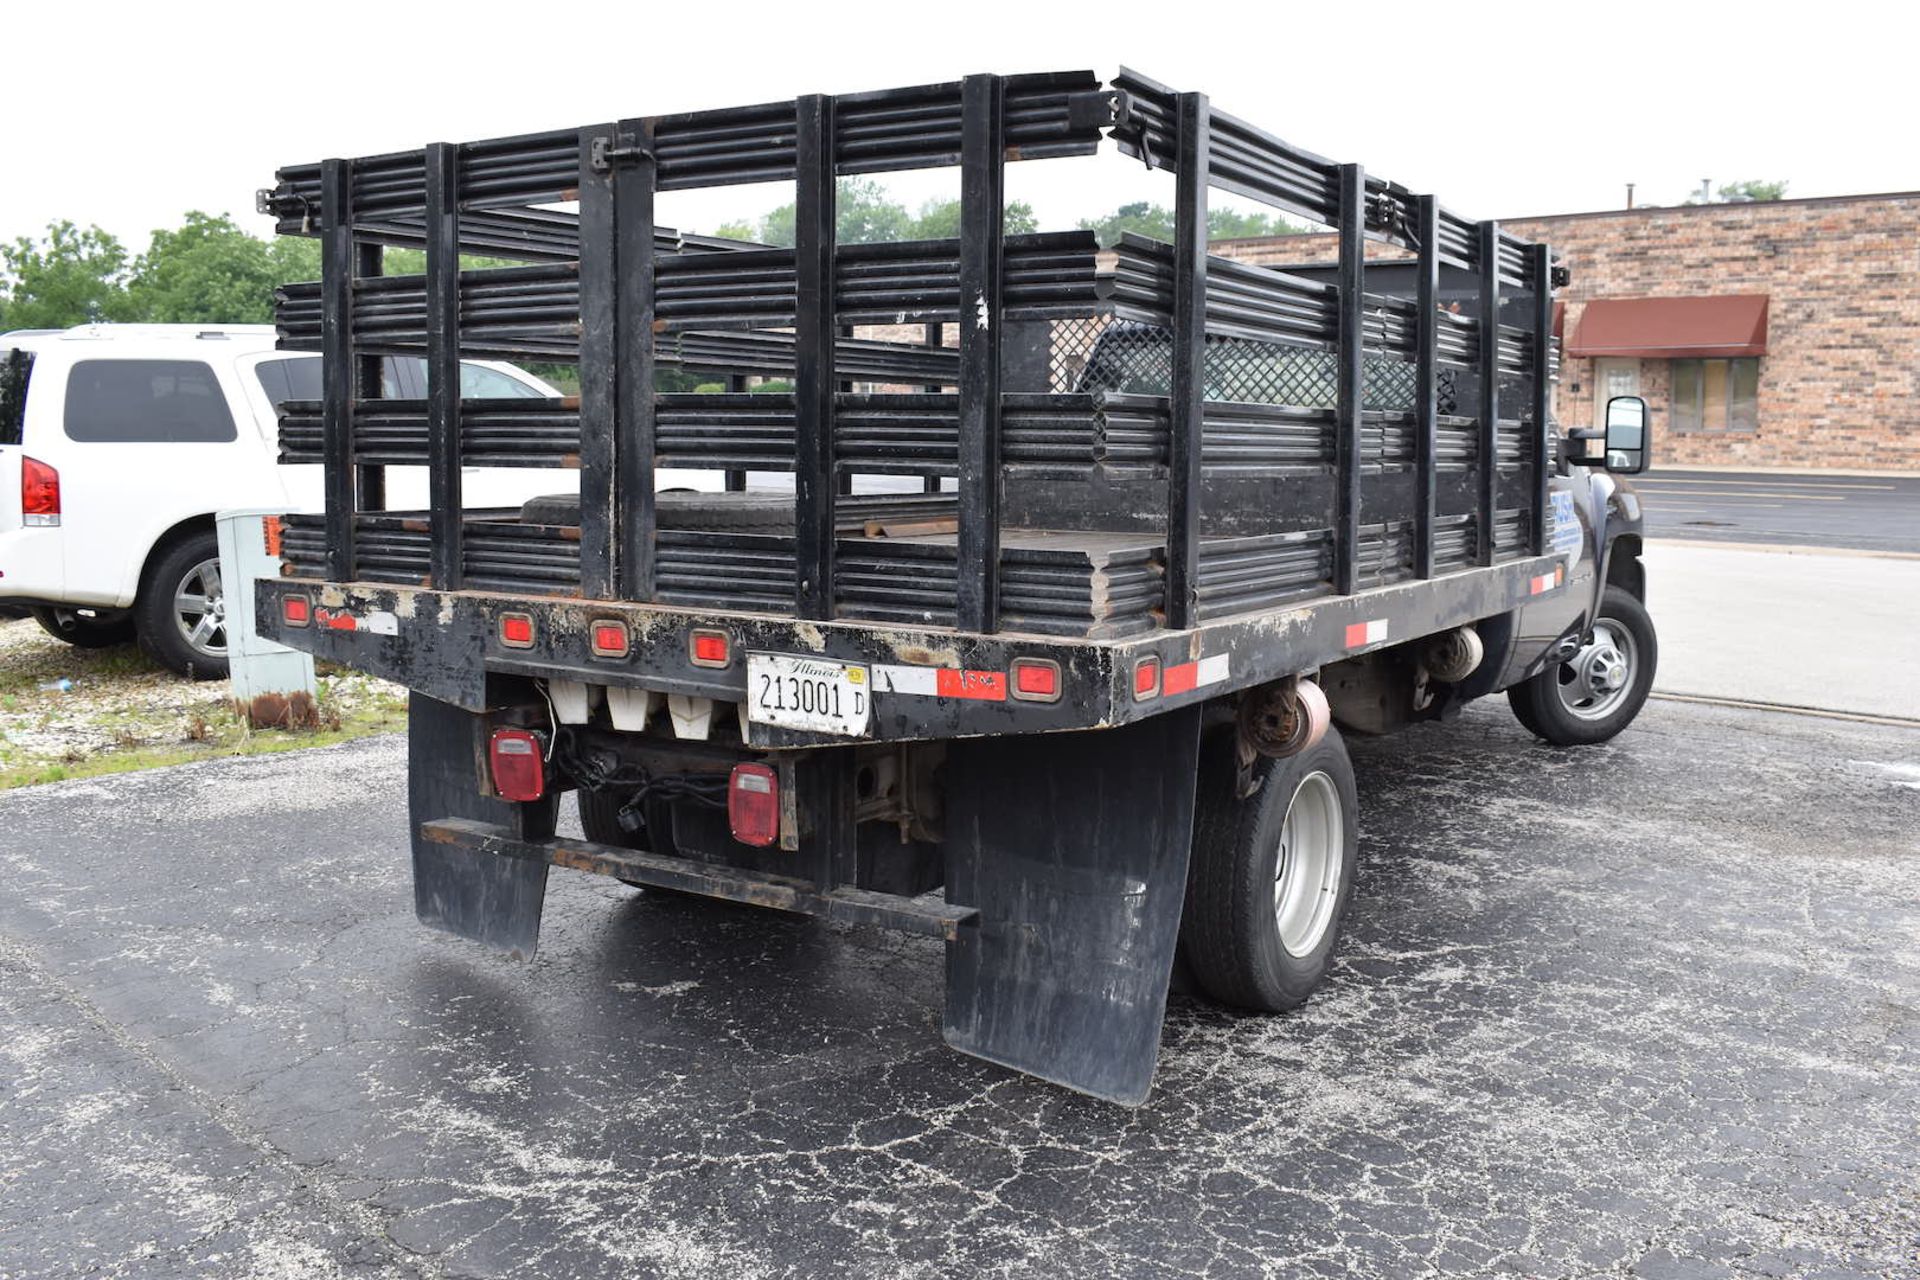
[1554,620,1636,721]
[1274,770,1344,957]
[172,557,228,658]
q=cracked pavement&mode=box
[1,700,1916,1278]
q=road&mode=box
[4,703,1918,1279]
[1635,469,1920,554]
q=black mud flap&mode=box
[943,705,1204,1105]
[407,693,553,960]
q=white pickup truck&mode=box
[0,324,572,677]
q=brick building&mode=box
[1213,192,1920,471]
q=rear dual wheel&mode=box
[1182,727,1359,1013]
[577,789,699,899]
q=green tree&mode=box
[267,234,323,284]
[751,177,914,247]
[903,196,1038,240]
[1077,201,1308,245]
[123,211,283,323]
[1078,200,1174,243]
[372,246,520,276]
[711,180,1037,247]
[1206,207,1308,239]
[0,221,133,329]
[1687,179,1789,205]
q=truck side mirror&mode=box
[1603,396,1649,474]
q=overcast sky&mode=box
[7,0,1918,255]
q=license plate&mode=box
[746,653,872,737]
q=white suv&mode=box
[0,324,573,677]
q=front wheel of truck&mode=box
[1181,726,1360,1014]
[1508,585,1657,747]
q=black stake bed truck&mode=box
[254,68,1656,1104]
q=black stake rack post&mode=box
[265,69,1558,641]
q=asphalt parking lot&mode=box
[4,698,1917,1279]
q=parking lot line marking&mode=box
[1642,489,1846,501]
[1657,502,1785,510]
[1637,477,1897,491]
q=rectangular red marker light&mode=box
[728,763,779,847]
[488,727,546,802]
[591,620,629,657]
[1010,658,1060,702]
[1133,658,1161,701]
[499,613,534,648]
[281,594,311,627]
[690,629,731,668]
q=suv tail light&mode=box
[488,727,547,802]
[728,763,779,847]
[21,456,59,527]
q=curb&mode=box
[1650,691,1920,729]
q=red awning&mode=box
[1567,295,1769,359]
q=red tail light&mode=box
[282,594,312,627]
[728,763,779,847]
[21,456,59,527]
[488,727,547,802]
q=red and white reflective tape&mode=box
[313,606,399,636]
[1530,565,1566,595]
[873,664,1007,702]
[1163,653,1230,696]
[1344,618,1389,649]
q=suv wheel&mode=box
[31,607,137,649]
[136,531,230,680]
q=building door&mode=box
[1592,358,1640,427]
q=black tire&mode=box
[31,607,136,649]
[1181,727,1360,1013]
[521,490,796,532]
[134,530,229,681]
[1507,585,1657,747]
[576,789,698,898]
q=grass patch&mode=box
[0,693,407,790]
[0,618,409,791]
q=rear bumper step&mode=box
[418,815,979,940]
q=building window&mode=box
[1671,358,1759,432]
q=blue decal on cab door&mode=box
[1549,490,1582,564]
